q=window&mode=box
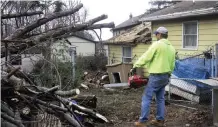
[122,47,132,63]
[183,21,198,49]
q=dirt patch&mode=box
[81,87,213,127]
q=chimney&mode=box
[129,13,133,19]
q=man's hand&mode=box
[130,68,136,74]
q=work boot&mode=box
[134,121,148,127]
[150,119,164,127]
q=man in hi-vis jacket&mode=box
[132,27,176,127]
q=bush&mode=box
[30,54,107,89]
[76,53,107,71]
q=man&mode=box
[132,27,176,127]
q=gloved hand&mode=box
[130,68,136,74]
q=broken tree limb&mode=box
[1,121,17,127]
[55,89,80,97]
[85,22,115,30]
[1,102,15,118]
[1,11,43,19]
[20,93,68,112]
[57,96,109,123]
[1,71,26,91]
[37,86,80,97]
[26,14,108,43]
[1,17,114,58]
[6,3,83,40]
[6,67,36,86]
[1,112,25,127]
[7,67,21,79]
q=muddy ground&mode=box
[82,87,213,127]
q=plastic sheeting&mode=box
[173,59,211,89]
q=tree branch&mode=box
[1,11,43,19]
[6,3,83,40]
[26,14,108,42]
[1,112,25,127]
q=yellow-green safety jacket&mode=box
[133,39,176,74]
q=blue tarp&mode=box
[173,59,212,89]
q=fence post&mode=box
[215,43,218,77]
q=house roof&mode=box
[68,35,97,43]
[104,22,151,45]
[140,1,218,21]
[112,14,144,31]
[57,33,97,43]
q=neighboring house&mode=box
[63,35,97,56]
[1,47,43,73]
[104,21,151,83]
[52,35,97,62]
[140,1,218,56]
[1,35,97,73]
[112,14,142,36]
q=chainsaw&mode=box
[128,71,148,89]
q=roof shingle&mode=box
[140,1,218,21]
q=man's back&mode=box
[133,38,176,74]
[148,39,175,74]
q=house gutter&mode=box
[140,7,218,22]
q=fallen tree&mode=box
[1,1,114,126]
[1,11,43,19]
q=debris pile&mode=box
[1,67,109,127]
[1,1,114,126]
[80,71,110,89]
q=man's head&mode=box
[154,27,168,40]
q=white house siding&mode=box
[1,54,43,73]
[67,36,96,56]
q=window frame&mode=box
[122,46,132,63]
[182,21,199,50]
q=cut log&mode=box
[70,95,97,108]
[55,89,80,97]
[1,11,43,19]
[37,86,80,97]
[6,4,83,40]
[1,71,26,91]
[6,67,36,86]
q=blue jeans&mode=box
[139,74,169,122]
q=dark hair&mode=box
[160,33,168,39]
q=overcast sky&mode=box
[80,0,150,40]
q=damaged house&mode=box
[139,1,218,103]
[104,14,151,83]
